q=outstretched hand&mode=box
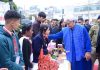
[85,52,91,61]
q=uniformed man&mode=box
[89,15,100,69]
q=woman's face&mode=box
[26,27,33,38]
[44,28,50,38]
[61,21,65,27]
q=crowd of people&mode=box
[0,10,100,70]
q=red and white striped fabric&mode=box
[93,59,99,70]
[38,48,59,70]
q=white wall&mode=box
[0,1,10,25]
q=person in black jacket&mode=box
[96,29,100,53]
[32,12,46,37]
[96,24,100,70]
[0,10,24,70]
[50,19,59,34]
[19,23,33,70]
[84,19,91,32]
[32,24,50,70]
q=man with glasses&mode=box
[48,19,92,70]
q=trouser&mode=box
[71,58,92,70]
[91,47,97,65]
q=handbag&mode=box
[38,48,59,70]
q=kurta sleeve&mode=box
[83,27,91,52]
[0,39,23,70]
[48,30,63,40]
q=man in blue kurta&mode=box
[48,19,92,70]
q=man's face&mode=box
[78,20,84,25]
[10,19,20,30]
[51,20,57,26]
[85,21,89,24]
[97,19,100,24]
[67,21,74,28]
[38,16,46,23]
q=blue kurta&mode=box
[71,28,92,70]
[71,28,76,70]
[48,24,92,70]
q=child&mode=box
[32,24,50,70]
[19,23,33,70]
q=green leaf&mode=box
[0,0,9,2]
